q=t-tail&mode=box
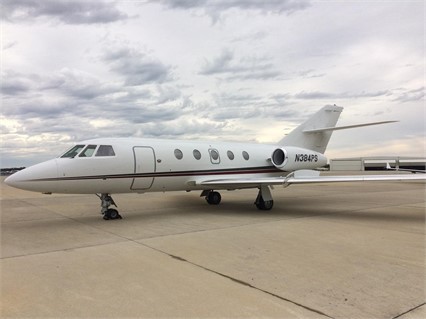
[279,105,397,154]
[279,105,343,154]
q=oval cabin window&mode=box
[210,149,219,160]
[193,149,201,160]
[242,151,250,160]
[227,150,234,160]
[174,149,183,160]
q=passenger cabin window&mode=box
[227,150,234,160]
[95,145,115,157]
[242,151,250,160]
[79,145,97,157]
[61,145,85,158]
[193,149,201,160]
[174,149,183,160]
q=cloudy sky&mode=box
[1,0,425,167]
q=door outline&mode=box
[131,146,156,190]
[209,148,221,164]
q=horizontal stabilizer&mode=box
[303,121,397,133]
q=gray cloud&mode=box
[139,118,228,139]
[1,67,184,127]
[1,0,129,24]
[2,41,17,50]
[393,87,425,103]
[2,98,72,118]
[155,86,182,105]
[293,90,391,100]
[2,69,122,101]
[41,69,121,100]
[115,104,184,124]
[156,0,310,20]
[200,49,281,80]
[1,80,31,95]
[1,70,35,95]
[297,69,326,79]
[196,92,303,122]
[103,47,173,86]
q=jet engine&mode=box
[271,147,327,171]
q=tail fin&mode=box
[279,105,343,154]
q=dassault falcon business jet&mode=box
[5,105,425,220]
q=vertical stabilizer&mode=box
[279,105,343,154]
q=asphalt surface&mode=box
[1,176,425,318]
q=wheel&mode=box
[104,208,122,220]
[255,195,274,210]
[262,200,274,210]
[206,191,221,205]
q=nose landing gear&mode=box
[97,193,122,220]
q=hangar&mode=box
[330,156,426,171]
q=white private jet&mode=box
[5,105,425,220]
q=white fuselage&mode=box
[5,137,327,194]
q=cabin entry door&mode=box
[131,146,156,190]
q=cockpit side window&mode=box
[79,145,97,157]
[61,145,85,158]
[95,145,115,157]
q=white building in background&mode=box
[329,156,426,171]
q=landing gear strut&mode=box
[97,193,122,220]
[255,185,274,210]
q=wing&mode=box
[196,170,426,189]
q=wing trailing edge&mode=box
[198,171,426,189]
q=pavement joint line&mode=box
[0,240,129,260]
[140,242,335,319]
[0,213,322,259]
[110,214,335,241]
[1,216,67,225]
[392,302,426,319]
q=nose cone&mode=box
[4,173,20,187]
[4,159,58,192]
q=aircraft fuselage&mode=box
[5,137,327,194]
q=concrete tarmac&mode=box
[1,176,425,318]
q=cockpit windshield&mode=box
[61,145,85,158]
[60,144,116,158]
[79,145,97,157]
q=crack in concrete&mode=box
[392,302,425,319]
[145,245,334,319]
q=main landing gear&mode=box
[201,185,274,210]
[201,190,222,205]
[255,185,274,210]
[97,193,122,220]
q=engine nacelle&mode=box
[271,147,327,171]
